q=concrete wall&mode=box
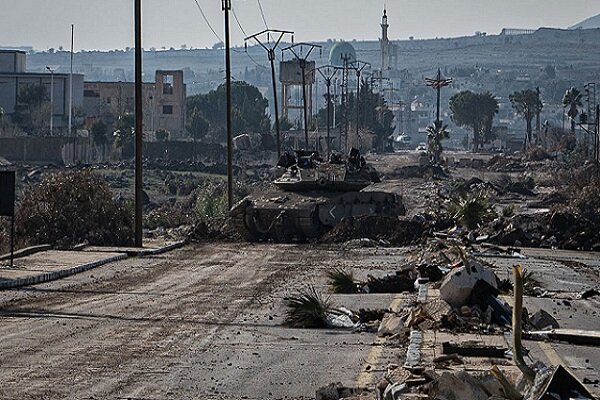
[0,137,93,165]
[0,137,225,165]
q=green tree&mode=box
[562,87,582,134]
[186,107,209,141]
[426,120,449,164]
[186,81,271,143]
[12,84,49,133]
[316,80,395,151]
[449,91,498,152]
[155,129,170,142]
[113,113,135,158]
[509,89,543,147]
[90,120,109,161]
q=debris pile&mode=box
[320,216,432,246]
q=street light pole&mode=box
[45,66,55,135]
[68,24,74,136]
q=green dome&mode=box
[328,41,356,67]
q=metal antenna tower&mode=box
[245,29,293,159]
[339,54,353,154]
[282,42,322,149]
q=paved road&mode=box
[0,243,405,400]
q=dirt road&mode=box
[0,243,406,400]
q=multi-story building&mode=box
[83,70,186,139]
[0,50,84,133]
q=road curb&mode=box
[0,253,128,290]
[0,244,52,261]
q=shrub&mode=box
[284,286,335,328]
[326,268,358,294]
[15,170,133,248]
[450,191,497,230]
[195,180,247,220]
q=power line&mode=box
[257,0,269,29]
[230,4,267,68]
[231,6,247,37]
[192,0,223,43]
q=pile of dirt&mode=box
[319,216,431,246]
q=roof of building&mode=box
[328,41,356,67]
[0,49,26,55]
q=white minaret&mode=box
[380,8,390,73]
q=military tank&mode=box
[230,148,405,242]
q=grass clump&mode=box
[326,268,358,294]
[284,286,335,328]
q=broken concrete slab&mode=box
[378,314,405,337]
[529,309,560,330]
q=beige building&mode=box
[83,70,186,139]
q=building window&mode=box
[163,105,173,115]
[106,97,111,104]
[162,74,174,95]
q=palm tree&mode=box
[562,87,582,134]
[426,120,449,164]
[509,89,543,147]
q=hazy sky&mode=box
[1,0,599,51]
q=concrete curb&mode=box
[135,240,188,257]
[0,253,128,290]
[0,244,52,261]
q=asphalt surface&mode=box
[0,243,408,400]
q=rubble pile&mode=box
[480,211,600,251]
[188,217,241,242]
[320,216,432,246]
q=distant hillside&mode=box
[570,13,600,30]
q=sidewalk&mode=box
[0,240,186,290]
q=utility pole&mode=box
[282,43,321,150]
[68,24,74,136]
[223,0,234,209]
[425,68,452,126]
[352,60,370,150]
[244,29,293,160]
[134,0,143,247]
[316,65,340,158]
